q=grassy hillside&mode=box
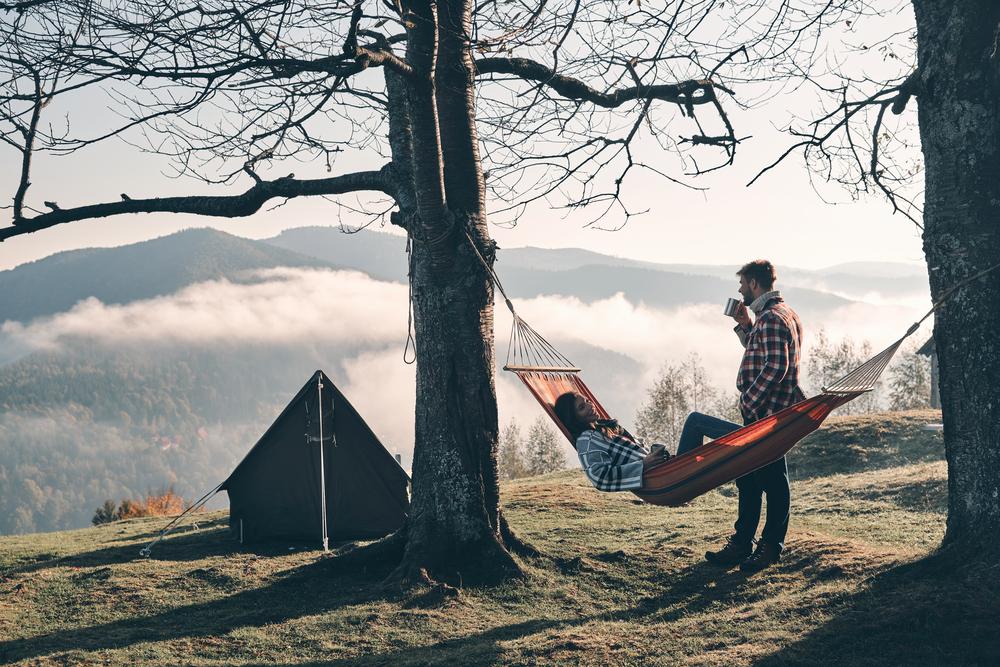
[788,409,944,479]
[2,412,996,666]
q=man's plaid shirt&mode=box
[576,425,648,492]
[735,294,806,423]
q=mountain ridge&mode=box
[0,226,929,329]
[0,228,336,324]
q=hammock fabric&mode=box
[503,295,915,507]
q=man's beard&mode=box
[742,293,752,306]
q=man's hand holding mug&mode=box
[724,297,751,328]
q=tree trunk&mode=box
[377,0,524,584]
[913,0,1000,552]
[396,229,522,584]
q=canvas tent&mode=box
[221,370,409,547]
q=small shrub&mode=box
[91,487,193,525]
[92,499,118,525]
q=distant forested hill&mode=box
[263,227,408,283]
[1,225,921,329]
[262,227,856,315]
[0,346,320,535]
[0,337,639,536]
[0,228,332,323]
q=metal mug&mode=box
[724,297,742,317]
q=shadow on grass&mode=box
[12,537,988,666]
[3,525,240,576]
[0,557,394,663]
[756,548,1000,666]
[853,477,948,515]
[323,619,562,666]
[0,539,814,665]
[4,519,349,578]
[222,619,562,667]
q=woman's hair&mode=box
[554,391,590,444]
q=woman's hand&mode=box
[643,445,670,465]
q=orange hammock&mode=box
[510,367,860,506]
[460,230,986,507]
[500,287,918,507]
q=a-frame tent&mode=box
[221,370,409,547]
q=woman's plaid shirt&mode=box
[736,296,806,423]
[575,428,648,492]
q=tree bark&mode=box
[435,0,487,214]
[382,0,523,584]
[396,227,522,584]
[912,0,1000,552]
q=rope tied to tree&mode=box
[403,234,416,365]
[821,257,1000,393]
[401,211,463,364]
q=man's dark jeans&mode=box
[677,411,790,552]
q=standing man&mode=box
[680,259,805,573]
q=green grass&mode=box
[788,409,944,479]
[2,410,997,666]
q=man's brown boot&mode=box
[705,536,753,567]
[739,541,781,574]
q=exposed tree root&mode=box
[324,526,407,574]
[381,531,526,590]
[325,515,541,590]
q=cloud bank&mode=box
[1,267,931,467]
[1,268,408,348]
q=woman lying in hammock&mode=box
[554,391,671,492]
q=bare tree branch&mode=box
[2,167,396,241]
[475,57,726,109]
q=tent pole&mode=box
[317,373,329,552]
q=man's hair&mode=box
[737,259,777,290]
